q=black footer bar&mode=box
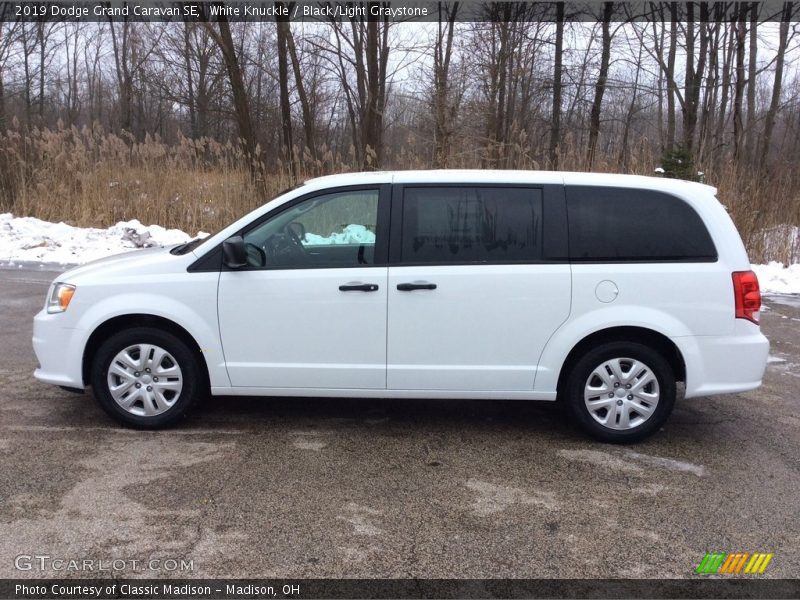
[2,579,800,600]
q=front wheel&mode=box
[90,327,203,428]
[564,342,676,443]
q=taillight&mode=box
[732,270,761,324]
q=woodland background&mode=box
[0,2,799,262]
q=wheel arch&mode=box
[82,314,210,388]
[555,326,686,398]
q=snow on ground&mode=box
[0,213,798,295]
[0,213,206,265]
[752,262,800,295]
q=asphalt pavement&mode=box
[0,265,798,579]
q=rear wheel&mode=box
[565,342,676,443]
[90,327,203,428]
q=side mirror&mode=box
[222,235,247,269]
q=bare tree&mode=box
[202,11,262,180]
[760,2,795,169]
[320,6,392,169]
[681,3,709,152]
[586,2,614,169]
[275,2,296,178]
[0,21,20,130]
[19,23,36,127]
[432,2,459,167]
[745,1,759,160]
[617,40,643,170]
[548,2,564,168]
[665,5,678,150]
[732,3,748,161]
[2,7,800,192]
[61,23,83,125]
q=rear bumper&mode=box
[675,322,769,398]
[32,309,86,389]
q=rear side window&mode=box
[566,186,717,262]
[401,186,543,264]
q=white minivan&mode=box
[32,170,769,441]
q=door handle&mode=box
[339,282,379,292]
[397,282,437,291]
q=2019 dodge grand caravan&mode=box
[32,170,769,441]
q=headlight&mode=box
[47,283,76,313]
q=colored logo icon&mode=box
[696,553,774,575]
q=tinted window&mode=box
[243,189,379,268]
[566,186,717,261]
[401,187,543,264]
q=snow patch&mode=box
[623,451,706,477]
[0,213,207,265]
[559,448,705,477]
[337,503,383,536]
[558,449,644,474]
[752,262,800,295]
[464,479,559,514]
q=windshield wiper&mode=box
[170,238,204,255]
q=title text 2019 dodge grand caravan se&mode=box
[32,170,769,442]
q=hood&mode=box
[55,245,186,284]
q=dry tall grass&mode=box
[0,122,272,234]
[0,121,797,263]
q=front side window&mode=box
[243,189,379,268]
[400,186,543,264]
[566,186,717,261]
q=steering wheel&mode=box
[284,223,306,252]
[263,228,306,264]
[244,242,266,268]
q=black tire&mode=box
[564,341,676,443]
[90,327,204,429]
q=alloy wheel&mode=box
[106,343,183,417]
[583,357,660,430]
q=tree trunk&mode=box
[494,19,509,167]
[0,70,5,131]
[358,5,389,170]
[548,1,564,169]
[745,2,758,161]
[698,20,719,162]
[760,3,792,169]
[714,21,734,152]
[37,23,46,122]
[618,43,642,171]
[205,14,262,181]
[109,21,133,134]
[0,23,6,131]
[286,20,316,161]
[586,2,613,169]
[276,4,296,179]
[22,25,33,127]
[433,2,458,168]
[732,4,747,161]
[653,18,665,149]
[665,3,678,149]
[183,24,197,138]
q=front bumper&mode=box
[32,309,87,389]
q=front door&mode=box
[218,186,389,389]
